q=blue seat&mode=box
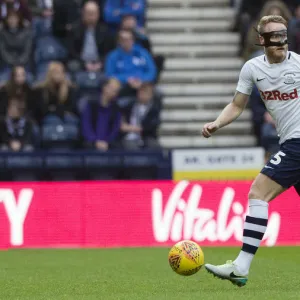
[45,154,82,168]
[42,124,79,142]
[75,71,106,89]
[42,114,79,126]
[35,36,68,65]
[5,155,43,169]
[33,17,52,38]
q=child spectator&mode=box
[121,82,161,149]
[105,29,156,96]
[0,65,34,116]
[0,98,34,151]
[81,78,121,151]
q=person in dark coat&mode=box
[52,0,82,40]
[0,97,34,151]
[0,11,33,69]
[33,61,77,124]
[121,82,161,149]
[67,0,115,73]
[81,78,121,151]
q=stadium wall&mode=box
[0,180,299,249]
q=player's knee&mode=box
[248,187,268,202]
[248,182,272,202]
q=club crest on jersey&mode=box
[283,72,296,85]
[259,88,298,101]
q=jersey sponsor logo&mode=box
[259,88,298,101]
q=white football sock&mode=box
[234,199,269,275]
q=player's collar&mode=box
[264,51,291,66]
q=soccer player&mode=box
[202,15,299,287]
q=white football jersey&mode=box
[236,51,300,144]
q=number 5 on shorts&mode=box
[270,151,286,165]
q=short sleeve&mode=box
[236,61,254,95]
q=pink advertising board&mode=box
[0,181,299,249]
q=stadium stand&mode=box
[149,0,256,148]
[0,0,298,179]
[0,0,172,180]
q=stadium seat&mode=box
[41,123,79,149]
[34,36,68,65]
[45,154,82,181]
[32,17,52,38]
[74,71,106,113]
[5,154,42,181]
[75,71,106,90]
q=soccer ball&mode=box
[168,240,204,276]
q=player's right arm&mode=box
[202,60,253,138]
[202,92,249,138]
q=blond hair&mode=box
[257,15,288,33]
[37,61,73,104]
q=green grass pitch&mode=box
[0,247,299,300]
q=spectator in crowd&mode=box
[0,65,33,116]
[33,61,77,124]
[243,0,292,60]
[288,4,300,53]
[67,0,115,73]
[284,0,300,12]
[0,11,33,71]
[52,0,81,40]
[28,0,53,17]
[121,82,161,149]
[120,15,164,81]
[120,14,151,52]
[0,0,31,24]
[232,0,267,55]
[81,78,121,151]
[105,29,156,97]
[29,0,53,37]
[0,98,34,151]
[81,0,106,20]
[104,0,146,31]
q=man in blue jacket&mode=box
[104,0,146,30]
[105,29,156,97]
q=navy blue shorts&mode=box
[261,138,300,192]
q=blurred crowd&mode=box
[0,0,164,153]
[231,0,300,158]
